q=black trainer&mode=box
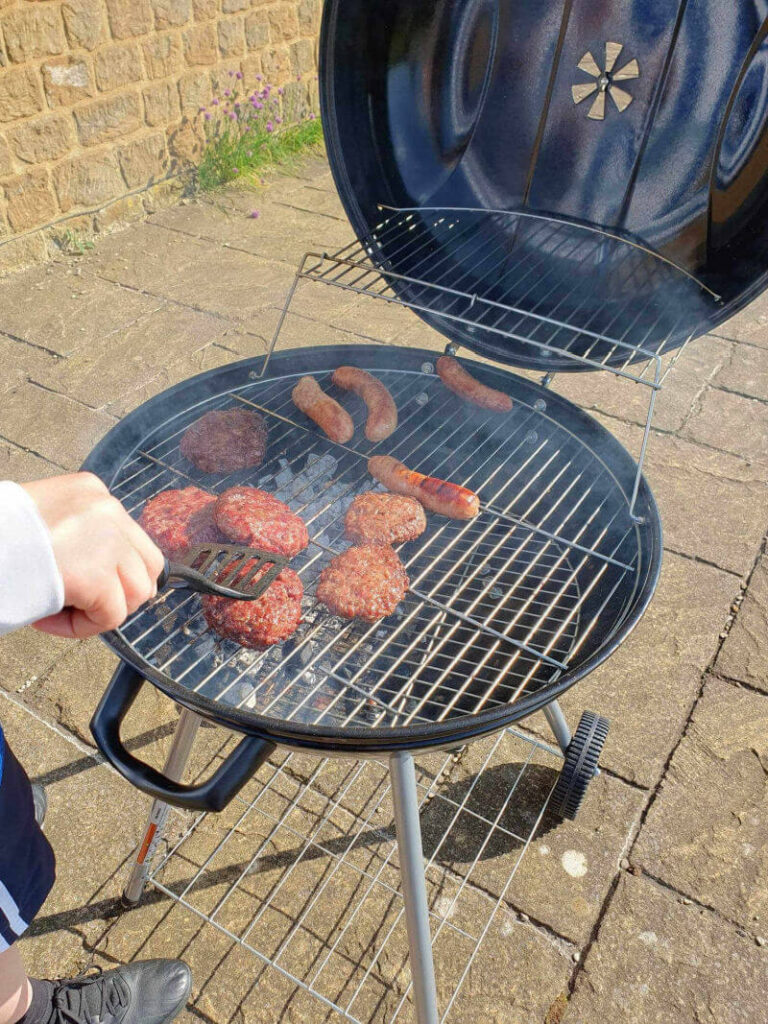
[31,960,191,1024]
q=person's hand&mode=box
[22,473,164,639]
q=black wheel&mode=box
[549,711,609,821]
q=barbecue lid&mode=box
[319,0,768,372]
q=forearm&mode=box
[0,482,64,637]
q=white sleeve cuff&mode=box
[0,481,65,636]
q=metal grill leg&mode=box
[543,701,572,754]
[389,752,439,1024]
[122,708,202,905]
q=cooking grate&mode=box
[291,206,722,385]
[97,355,649,746]
[147,726,563,1024]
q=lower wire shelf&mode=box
[145,728,565,1024]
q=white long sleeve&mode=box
[0,481,65,636]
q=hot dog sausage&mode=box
[436,355,513,413]
[292,376,354,444]
[368,455,480,520]
[331,366,398,441]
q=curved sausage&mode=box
[331,366,398,441]
[368,455,480,520]
[292,376,354,444]
[436,355,513,413]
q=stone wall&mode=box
[0,0,320,273]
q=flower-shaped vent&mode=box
[572,41,640,121]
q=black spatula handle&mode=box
[157,556,278,600]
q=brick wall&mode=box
[0,0,320,273]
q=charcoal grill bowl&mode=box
[319,0,768,369]
[82,344,662,758]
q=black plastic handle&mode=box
[90,663,275,812]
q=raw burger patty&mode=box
[180,408,268,474]
[203,563,303,648]
[214,486,309,558]
[139,486,222,560]
[345,492,426,545]
[316,544,408,622]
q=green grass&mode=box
[54,228,95,255]
[196,117,324,193]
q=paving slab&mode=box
[149,199,353,266]
[0,333,64,396]
[683,386,768,463]
[711,289,768,348]
[712,340,768,402]
[423,732,644,946]
[716,553,768,691]
[564,872,768,1024]
[0,263,159,357]
[601,416,768,575]
[103,337,264,419]
[553,335,732,433]
[633,676,768,932]
[87,224,293,325]
[29,304,227,410]
[0,382,116,470]
[528,551,737,788]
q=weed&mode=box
[55,228,95,256]
[195,71,322,192]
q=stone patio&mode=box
[0,152,766,1023]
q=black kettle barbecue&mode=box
[83,3,768,1022]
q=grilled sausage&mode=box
[331,366,398,441]
[292,375,354,444]
[368,455,480,520]
[436,355,513,413]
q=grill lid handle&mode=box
[90,662,275,812]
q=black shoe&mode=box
[31,783,47,827]
[44,960,191,1024]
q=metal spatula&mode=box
[158,543,289,600]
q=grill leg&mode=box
[389,752,439,1024]
[543,701,572,754]
[122,708,202,905]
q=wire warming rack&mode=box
[147,726,567,1024]
[280,205,722,389]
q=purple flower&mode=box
[254,101,263,110]
[228,70,235,77]
[233,167,239,174]
[199,106,206,113]
[246,150,252,157]
[278,87,284,96]
[228,111,236,120]
[212,97,219,106]
[275,116,283,124]
[309,112,316,120]
[235,71,243,80]
[224,89,231,98]
[249,210,260,219]
[297,74,302,81]
[266,121,273,132]
[204,112,212,121]
[234,101,240,108]
[256,74,263,81]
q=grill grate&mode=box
[293,206,721,386]
[105,362,642,739]
[148,727,563,1024]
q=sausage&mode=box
[436,355,513,413]
[331,366,398,441]
[292,375,354,444]
[368,455,480,520]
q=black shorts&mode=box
[0,726,56,950]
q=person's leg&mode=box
[0,946,31,1024]
[0,730,191,1024]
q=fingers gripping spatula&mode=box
[158,543,289,600]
